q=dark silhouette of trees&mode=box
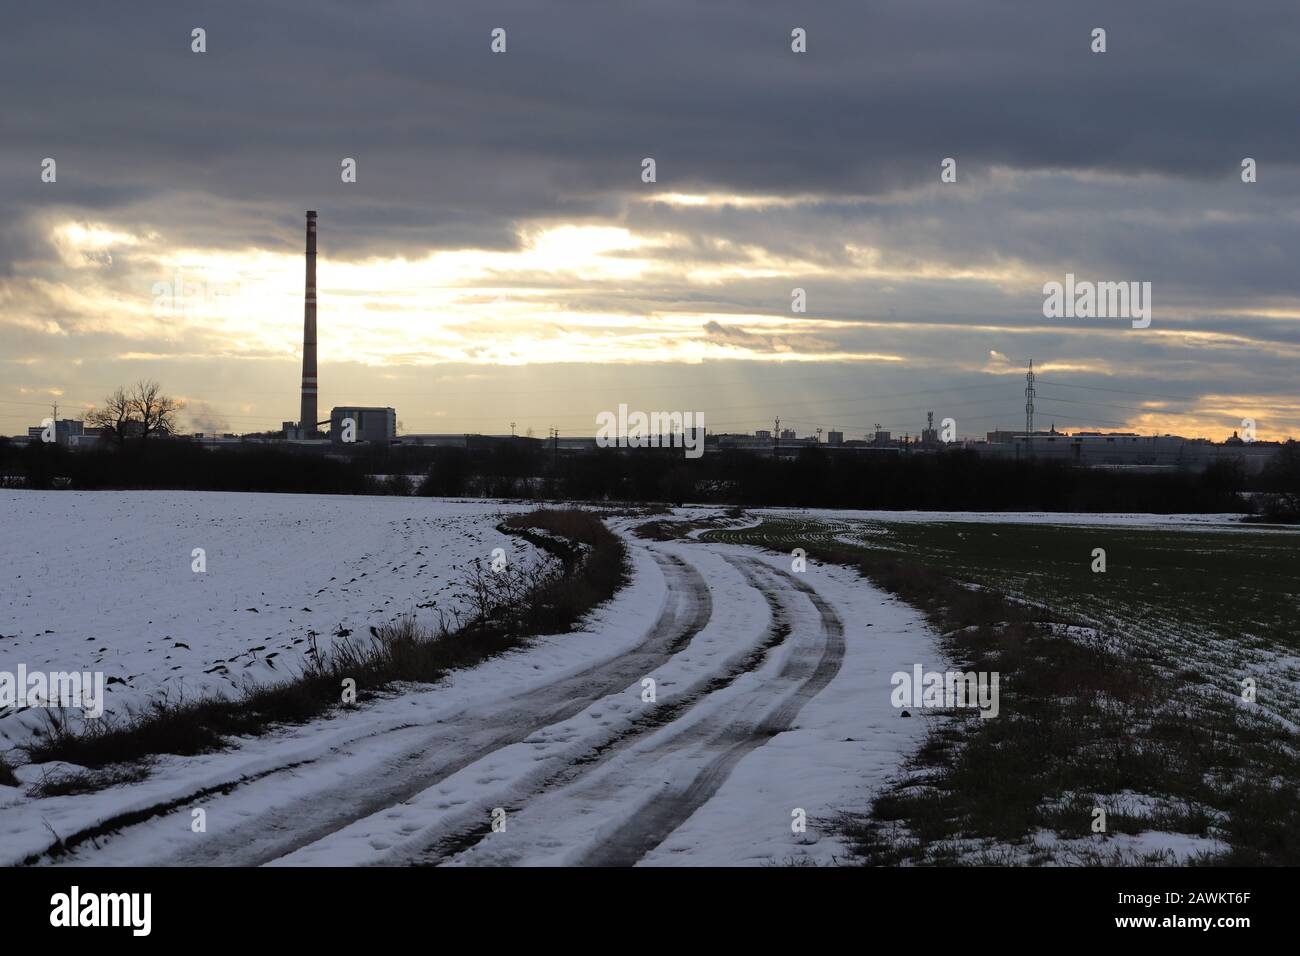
[85,380,183,446]
[1259,440,1300,521]
[1,429,1276,516]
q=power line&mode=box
[1036,378,1198,404]
[0,399,93,408]
[1034,411,1134,428]
[37,369,989,404]
[0,374,1217,438]
[1036,393,1176,413]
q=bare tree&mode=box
[84,386,133,447]
[128,380,183,439]
[84,380,183,447]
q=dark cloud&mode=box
[5,0,1299,259]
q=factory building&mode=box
[972,430,1281,474]
[330,406,396,444]
[26,419,85,446]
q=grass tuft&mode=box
[0,753,18,788]
[29,763,151,798]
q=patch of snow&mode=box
[0,491,542,750]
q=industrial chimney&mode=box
[299,210,318,436]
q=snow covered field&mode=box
[0,492,540,750]
[0,495,943,867]
[6,493,1255,867]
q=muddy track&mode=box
[37,551,712,867]
[577,557,846,866]
[433,553,846,867]
[398,555,794,865]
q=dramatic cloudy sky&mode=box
[3,0,1299,440]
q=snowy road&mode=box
[7,522,938,867]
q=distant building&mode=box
[986,426,1064,443]
[394,433,471,448]
[26,419,85,446]
[827,430,844,446]
[330,406,396,444]
[976,428,1280,473]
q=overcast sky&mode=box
[3,0,1299,440]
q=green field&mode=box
[707,517,1300,725]
[697,514,1300,865]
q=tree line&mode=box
[5,434,1296,516]
[2,379,1294,516]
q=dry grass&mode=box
[0,753,18,788]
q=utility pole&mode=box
[1025,359,1036,457]
[510,421,516,438]
[773,416,780,459]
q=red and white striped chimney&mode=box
[299,210,318,435]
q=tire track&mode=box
[440,553,846,868]
[37,551,711,867]
[577,557,845,867]
[394,556,791,865]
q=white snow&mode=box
[0,538,673,865]
[259,542,936,867]
[0,491,541,749]
[636,550,937,867]
[0,506,941,868]
[1027,828,1224,865]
